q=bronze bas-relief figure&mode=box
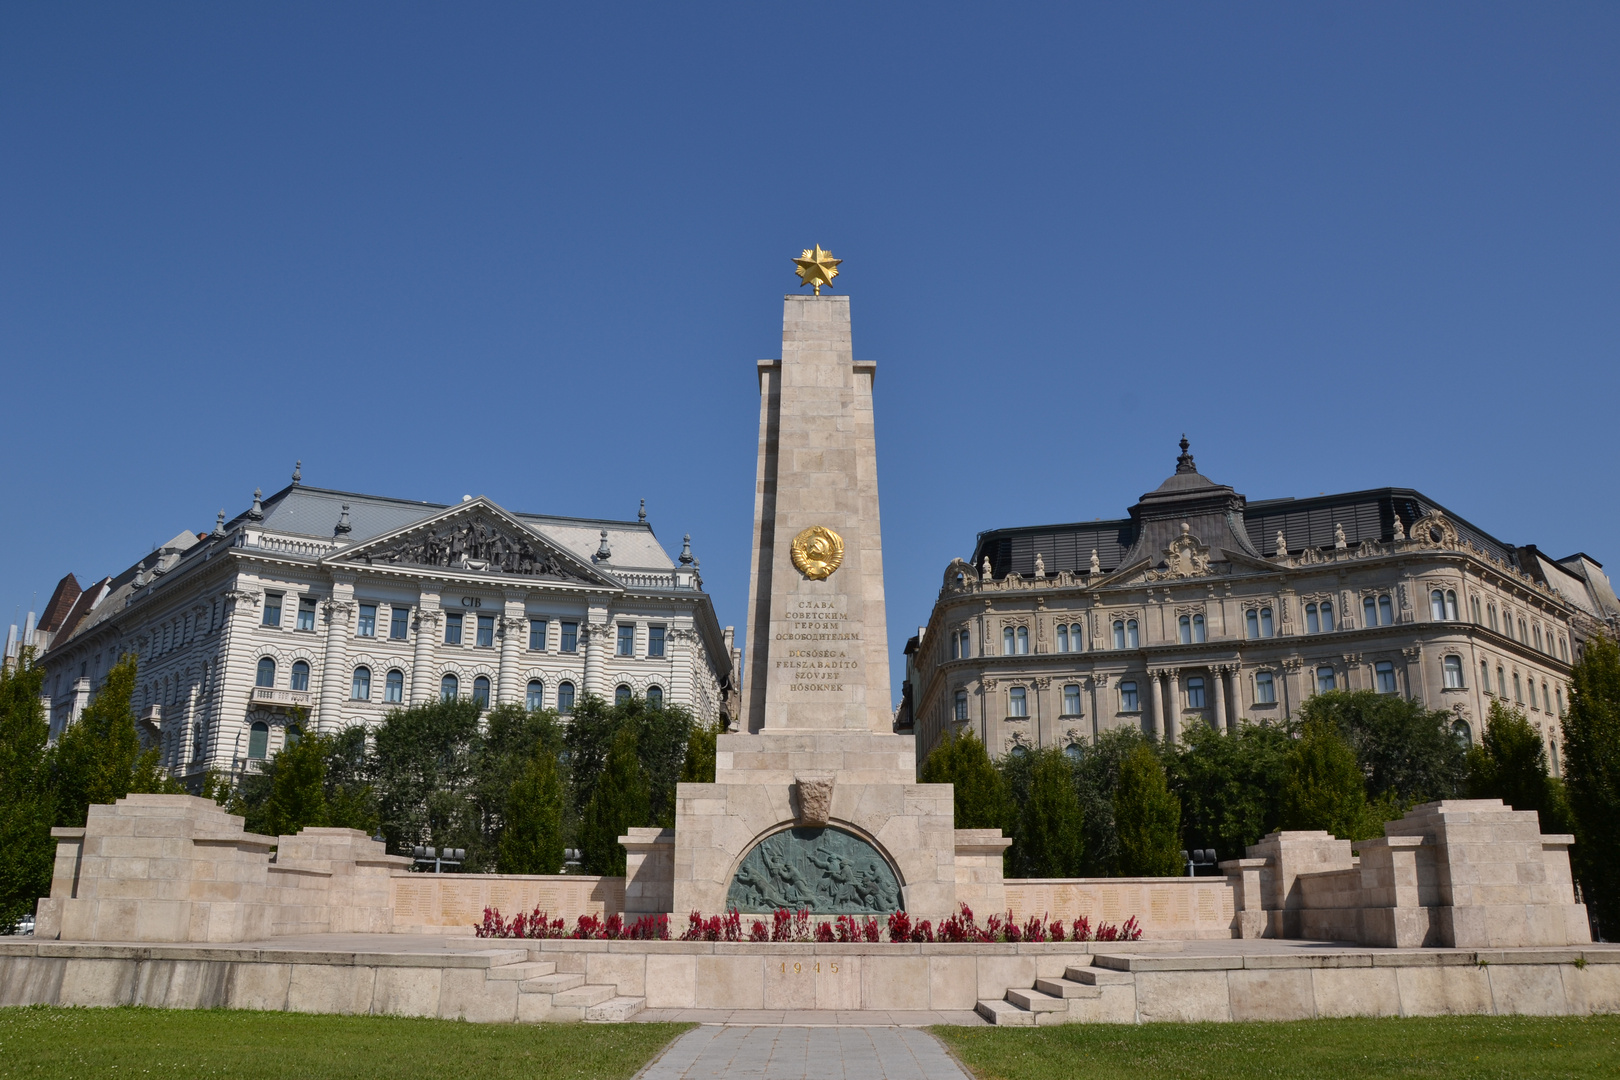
[726,827,901,914]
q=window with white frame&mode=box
[263,594,283,628]
[1497,665,1507,698]
[358,604,376,637]
[1062,684,1082,715]
[291,660,310,692]
[1008,686,1028,717]
[297,598,317,632]
[1316,665,1336,693]
[255,657,276,688]
[445,613,463,645]
[557,681,575,712]
[1126,619,1139,648]
[473,675,491,709]
[1443,655,1464,689]
[1255,670,1276,704]
[647,685,663,709]
[1119,681,1139,712]
[1186,676,1205,709]
[1004,627,1016,655]
[648,625,666,658]
[390,605,410,640]
[477,615,495,648]
[385,669,404,703]
[1113,620,1125,649]
[526,680,544,710]
[1376,661,1397,694]
[1056,624,1070,653]
[529,619,548,650]
[1513,672,1523,703]
[615,684,632,706]
[351,666,371,701]
[954,689,969,721]
[1016,626,1029,654]
[617,624,635,657]
[441,674,459,700]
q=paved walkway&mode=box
[639,1026,972,1080]
[635,1009,984,1027]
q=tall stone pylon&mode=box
[743,294,892,734]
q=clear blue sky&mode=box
[4,4,1617,704]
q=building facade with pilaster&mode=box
[908,440,1618,775]
[38,474,736,785]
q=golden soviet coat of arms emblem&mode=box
[791,525,845,580]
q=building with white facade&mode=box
[37,474,737,784]
[903,440,1619,774]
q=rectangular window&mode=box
[1120,681,1139,712]
[1186,677,1205,709]
[1008,687,1028,717]
[1255,671,1276,704]
[954,690,969,721]
[1443,655,1464,689]
[445,613,463,645]
[560,622,578,653]
[390,606,409,640]
[529,619,548,651]
[263,593,282,627]
[648,625,666,658]
[1063,684,1082,716]
[617,624,635,657]
[1377,661,1397,694]
[296,598,317,632]
[357,604,376,637]
[476,615,494,647]
[1317,666,1336,694]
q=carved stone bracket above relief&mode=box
[1032,677,1051,689]
[981,678,998,692]
[1087,672,1110,689]
[414,609,443,631]
[793,775,834,827]
[1280,657,1305,672]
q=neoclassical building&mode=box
[904,440,1618,773]
[37,472,737,785]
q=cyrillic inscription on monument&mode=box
[776,596,860,693]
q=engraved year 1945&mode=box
[779,961,840,974]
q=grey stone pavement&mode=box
[637,1025,973,1080]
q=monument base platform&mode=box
[3,933,1616,1024]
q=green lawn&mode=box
[934,1016,1620,1080]
[0,1006,691,1080]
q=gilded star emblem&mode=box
[792,245,842,295]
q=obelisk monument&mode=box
[651,249,996,922]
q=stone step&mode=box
[585,996,646,1022]
[1034,977,1102,1000]
[1066,965,1135,986]
[521,972,584,995]
[1006,987,1067,1013]
[975,998,1036,1026]
[553,983,617,1008]
[488,961,558,981]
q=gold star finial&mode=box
[793,245,842,296]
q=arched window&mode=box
[1260,608,1273,637]
[1008,744,1028,758]
[1442,655,1463,689]
[1379,595,1393,626]
[1064,743,1084,761]
[953,689,969,721]
[255,657,276,688]
[248,721,269,760]
[1444,591,1457,621]
[1513,672,1523,703]
[1497,666,1507,698]
[1186,676,1205,709]
[1008,686,1027,717]
[1191,613,1205,643]
[1306,603,1319,634]
[1119,681,1139,712]
[1431,590,1446,620]
[1179,615,1192,644]
[1321,602,1334,632]
[1550,739,1560,776]
[1534,625,1544,652]
[959,629,972,658]
[286,725,302,746]
[1255,671,1275,704]
[1056,624,1069,653]
[1113,620,1126,649]
[1376,661,1396,694]
[1015,626,1029,655]
[1560,636,1569,661]
[1541,681,1551,713]
[646,685,663,710]
[1481,659,1490,692]
[1316,666,1336,694]
[441,673,458,701]
[1488,604,1499,631]
[526,680,545,710]
[1126,620,1139,649]
[615,684,632,706]
[1364,595,1378,628]
[351,666,371,701]
[1003,627,1016,655]
[1471,595,1482,623]
[1452,720,1472,748]
[557,681,575,713]
[1556,687,1565,715]
[385,669,404,703]
[291,660,310,692]
[950,631,962,660]
[1070,623,1084,650]
[1519,618,1528,642]
[1062,684,1082,715]
[1246,609,1260,639]
[473,675,491,708]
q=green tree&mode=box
[51,654,178,828]
[262,730,329,837]
[497,743,565,874]
[474,703,562,851]
[371,698,483,864]
[1114,743,1182,876]
[678,719,724,785]
[1466,700,1571,832]
[1014,748,1086,877]
[1168,722,1291,860]
[0,653,53,932]
[578,726,650,876]
[1071,727,1149,877]
[920,729,1009,833]
[562,694,694,830]
[1563,634,1620,938]
[1299,690,1465,805]
[1281,718,1372,839]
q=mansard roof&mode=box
[972,440,1520,580]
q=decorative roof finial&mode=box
[247,488,264,521]
[595,529,612,562]
[638,498,647,523]
[679,533,694,565]
[1175,435,1197,474]
[215,509,226,534]
[1089,549,1101,575]
[335,503,352,537]
[292,460,302,486]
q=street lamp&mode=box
[410,845,465,873]
[1181,848,1219,877]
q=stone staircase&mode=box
[975,962,1135,1026]
[490,956,645,1022]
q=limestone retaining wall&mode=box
[1004,878,1237,940]
[389,873,625,933]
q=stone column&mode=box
[1148,671,1164,741]
[409,582,442,706]
[316,576,355,733]
[583,604,609,700]
[1166,670,1181,745]
[497,590,526,706]
[1214,666,1231,733]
